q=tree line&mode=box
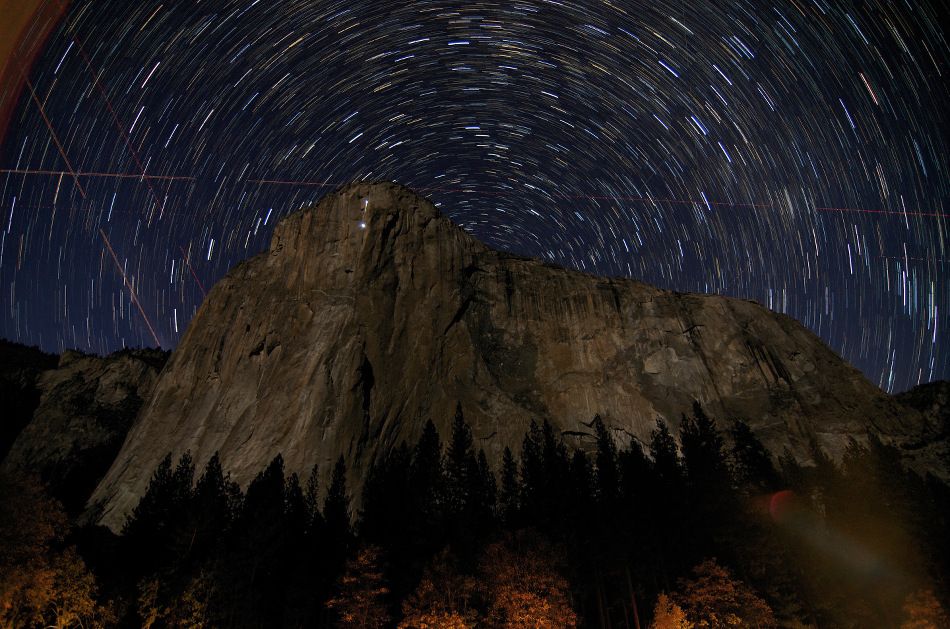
[2,402,949,627]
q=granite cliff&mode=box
[87,182,934,531]
[2,347,167,512]
[0,340,57,462]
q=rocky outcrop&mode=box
[88,182,929,531]
[0,340,58,461]
[3,348,167,512]
[897,381,950,430]
[894,381,950,476]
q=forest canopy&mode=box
[2,403,949,628]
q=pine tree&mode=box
[446,403,475,515]
[230,454,288,623]
[729,420,779,493]
[304,463,324,534]
[360,444,412,549]
[499,447,520,526]
[325,455,351,549]
[649,419,686,575]
[680,405,737,561]
[172,451,196,508]
[619,438,652,505]
[540,420,571,518]
[193,453,231,527]
[474,449,497,530]
[122,453,174,539]
[593,415,619,505]
[188,452,234,565]
[679,403,730,495]
[519,420,545,524]
[567,449,594,528]
[284,472,307,540]
[778,447,804,491]
[650,419,683,489]
[242,454,286,531]
[805,437,840,516]
[680,405,732,507]
[410,420,445,527]
[618,439,655,605]
[122,452,195,575]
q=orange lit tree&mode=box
[327,546,391,628]
[478,538,577,629]
[649,593,692,629]
[672,559,776,629]
[399,550,478,628]
[901,589,950,629]
[0,473,111,628]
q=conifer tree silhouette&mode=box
[410,420,445,529]
[325,455,352,551]
[445,403,475,516]
[729,419,779,493]
[499,446,520,526]
[122,452,194,576]
[593,415,619,506]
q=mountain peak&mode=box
[279,181,442,238]
[264,181,482,291]
[88,183,924,531]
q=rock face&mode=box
[897,381,950,432]
[894,381,950,473]
[3,348,167,512]
[89,182,926,530]
[0,340,58,461]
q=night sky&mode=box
[0,0,947,393]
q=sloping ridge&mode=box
[87,182,922,531]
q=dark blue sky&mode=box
[1,0,947,393]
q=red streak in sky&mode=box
[70,34,165,212]
[22,77,86,198]
[0,168,194,181]
[179,245,208,297]
[99,228,162,347]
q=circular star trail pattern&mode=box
[1,0,948,392]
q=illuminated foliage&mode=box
[900,589,950,629]
[7,400,946,628]
[137,572,211,628]
[327,546,391,628]
[0,473,111,628]
[401,611,471,629]
[650,593,692,629]
[399,550,478,628]
[673,559,776,629]
[400,537,578,628]
[479,538,577,629]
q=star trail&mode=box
[0,0,947,392]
